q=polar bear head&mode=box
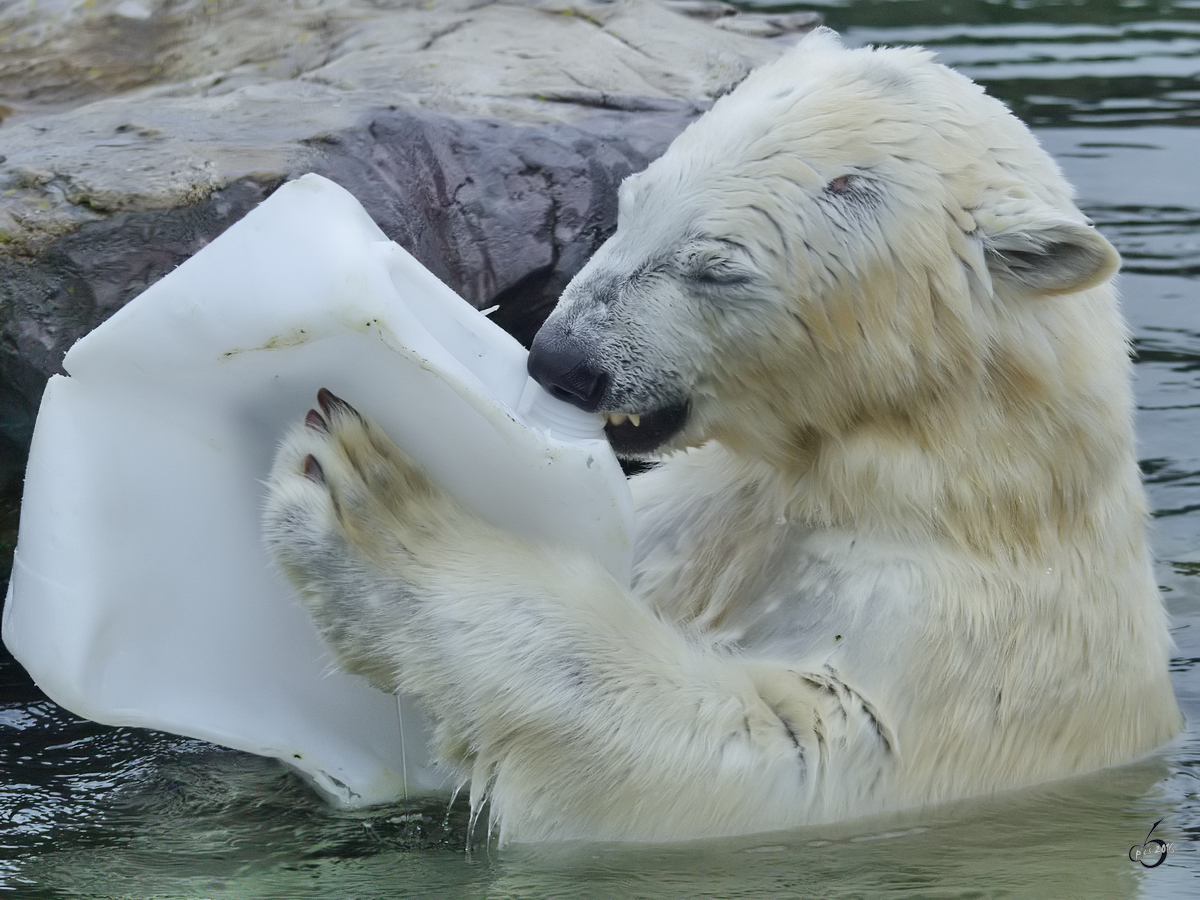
[527,28,1120,470]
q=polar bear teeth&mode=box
[604,413,641,427]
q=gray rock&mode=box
[0,0,818,484]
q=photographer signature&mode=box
[1129,819,1175,868]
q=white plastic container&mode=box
[1,174,634,806]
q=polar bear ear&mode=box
[793,26,845,52]
[980,208,1120,296]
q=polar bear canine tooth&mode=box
[604,413,641,427]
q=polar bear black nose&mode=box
[527,329,608,412]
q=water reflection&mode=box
[803,0,1200,127]
[1,682,476,895]
[4,715,1187,899]
[492,765,1174,900]
[3,0,1200,896]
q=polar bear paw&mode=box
[262,389,458,689]
[265,387,447,559]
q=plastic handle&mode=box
[517,377,606,442]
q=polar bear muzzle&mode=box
[527,327,691,456]
[527,327,608,410]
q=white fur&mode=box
[263,30,1181,843]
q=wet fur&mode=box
[264,30,1181,843]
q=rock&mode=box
[0,0,819,484]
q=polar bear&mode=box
[264,28,1181,843]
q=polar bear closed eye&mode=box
[265,28,1181,843]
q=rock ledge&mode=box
[0,0,819,483]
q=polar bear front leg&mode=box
[262,388,462,692]
[263,391,893,841]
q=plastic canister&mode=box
[1,173,634,806]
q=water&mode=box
[2,0,1199,896]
